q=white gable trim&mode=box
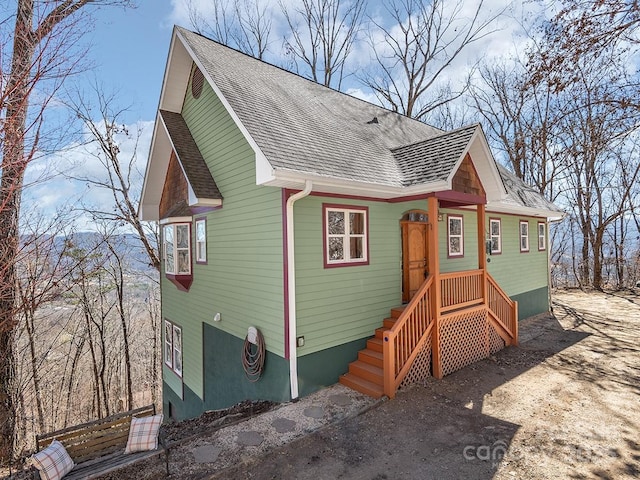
[173,28,275,186]
[445,126,507,202]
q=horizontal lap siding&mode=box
[436,208,549,299]
[162,79,284,400]
[486,215,549,297]
[294,197,427,356]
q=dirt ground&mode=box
[213,290,640,479]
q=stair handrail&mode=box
[382,274,434,398]
[486,274,518,345]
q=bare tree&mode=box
[188,0,273,59]
[361,0,504,122]
[281,0,365,89]
[0,0,134,464]
[67,85,160,272]
[529,0,640,93]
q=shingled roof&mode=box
[139,26,562,220]
[393,125,478,187]
[160,110,222,201]
[177,27,446,188]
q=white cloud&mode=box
[22,120,154,232]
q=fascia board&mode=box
[487,200,565,220]
[268,170,449,198]
[139,116,171,221]
[174,29,275,185]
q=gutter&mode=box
[286,180,313,401]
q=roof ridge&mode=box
[391,123,479,152]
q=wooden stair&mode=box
[339,306,404,398]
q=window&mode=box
[448,215,464,257]
[489,218,502,254]
[520,221,530,252]
[172,324,183,377]
[164,320,173,369]
[538,222,546,251]
[164,320,182,377]
[323,205,368,267]
[163,223,191,275]
[195,218,207,263]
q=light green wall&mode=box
[293,200,550,357]
[485,215,549,297]
[294,197,427,357]
[161,77,284,401]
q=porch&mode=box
[340,196,518,398]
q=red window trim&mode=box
[447,214,464,259]
[537,221,547,251]
[322,203,370,268]
[489,217,502,255]
[519,220,530,253]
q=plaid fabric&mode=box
[32,440,75,480]
[124,414,163,453]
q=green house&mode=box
[140,27,563,421]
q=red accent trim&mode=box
[519,220,530,253]
[432,190,487,206]
[447,214,464,259]
[489,217,502,255]
[282,189,291,360]
[194,217,208,265]
[190,205,222,215]
[322,203,370,268]
[387,193,431,203]
[537,221,547,251]
[166,274,193,291]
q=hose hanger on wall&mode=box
[242,326,265,382]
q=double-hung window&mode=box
[538,222,546,251]
[324,205,368,267]
[163,223,191,275]
[520,221,530,252]
[195,218,207,263]
[489,218,502,254]
[448,215,464,257]
[164,320,183,378]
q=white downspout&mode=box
[286,180,312,401]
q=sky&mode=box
[20,0,545,231]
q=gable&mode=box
[451,154,486,197]
[160,152,189,219]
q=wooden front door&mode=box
[401,220,429,303]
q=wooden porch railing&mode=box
[487,274,518,345]
[383,274,434,398]
[382,270,519,399]
[440,269,484,312]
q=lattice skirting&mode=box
[400,336,432,389]
[489,323,506,354]
[399,307,509,388]
[438,307,507,377]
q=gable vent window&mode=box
[191,65,204,99]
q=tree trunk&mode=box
[0,0,35,464]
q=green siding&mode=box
[293,200,551,357]
[294,197,428,356]
[486,215,550,297]
[512,286,550,319]
[161,76,284,402]
[438,208,479,272]
[203,324,290,411]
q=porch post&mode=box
[427,196,443,379]
[477,203,490,355]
